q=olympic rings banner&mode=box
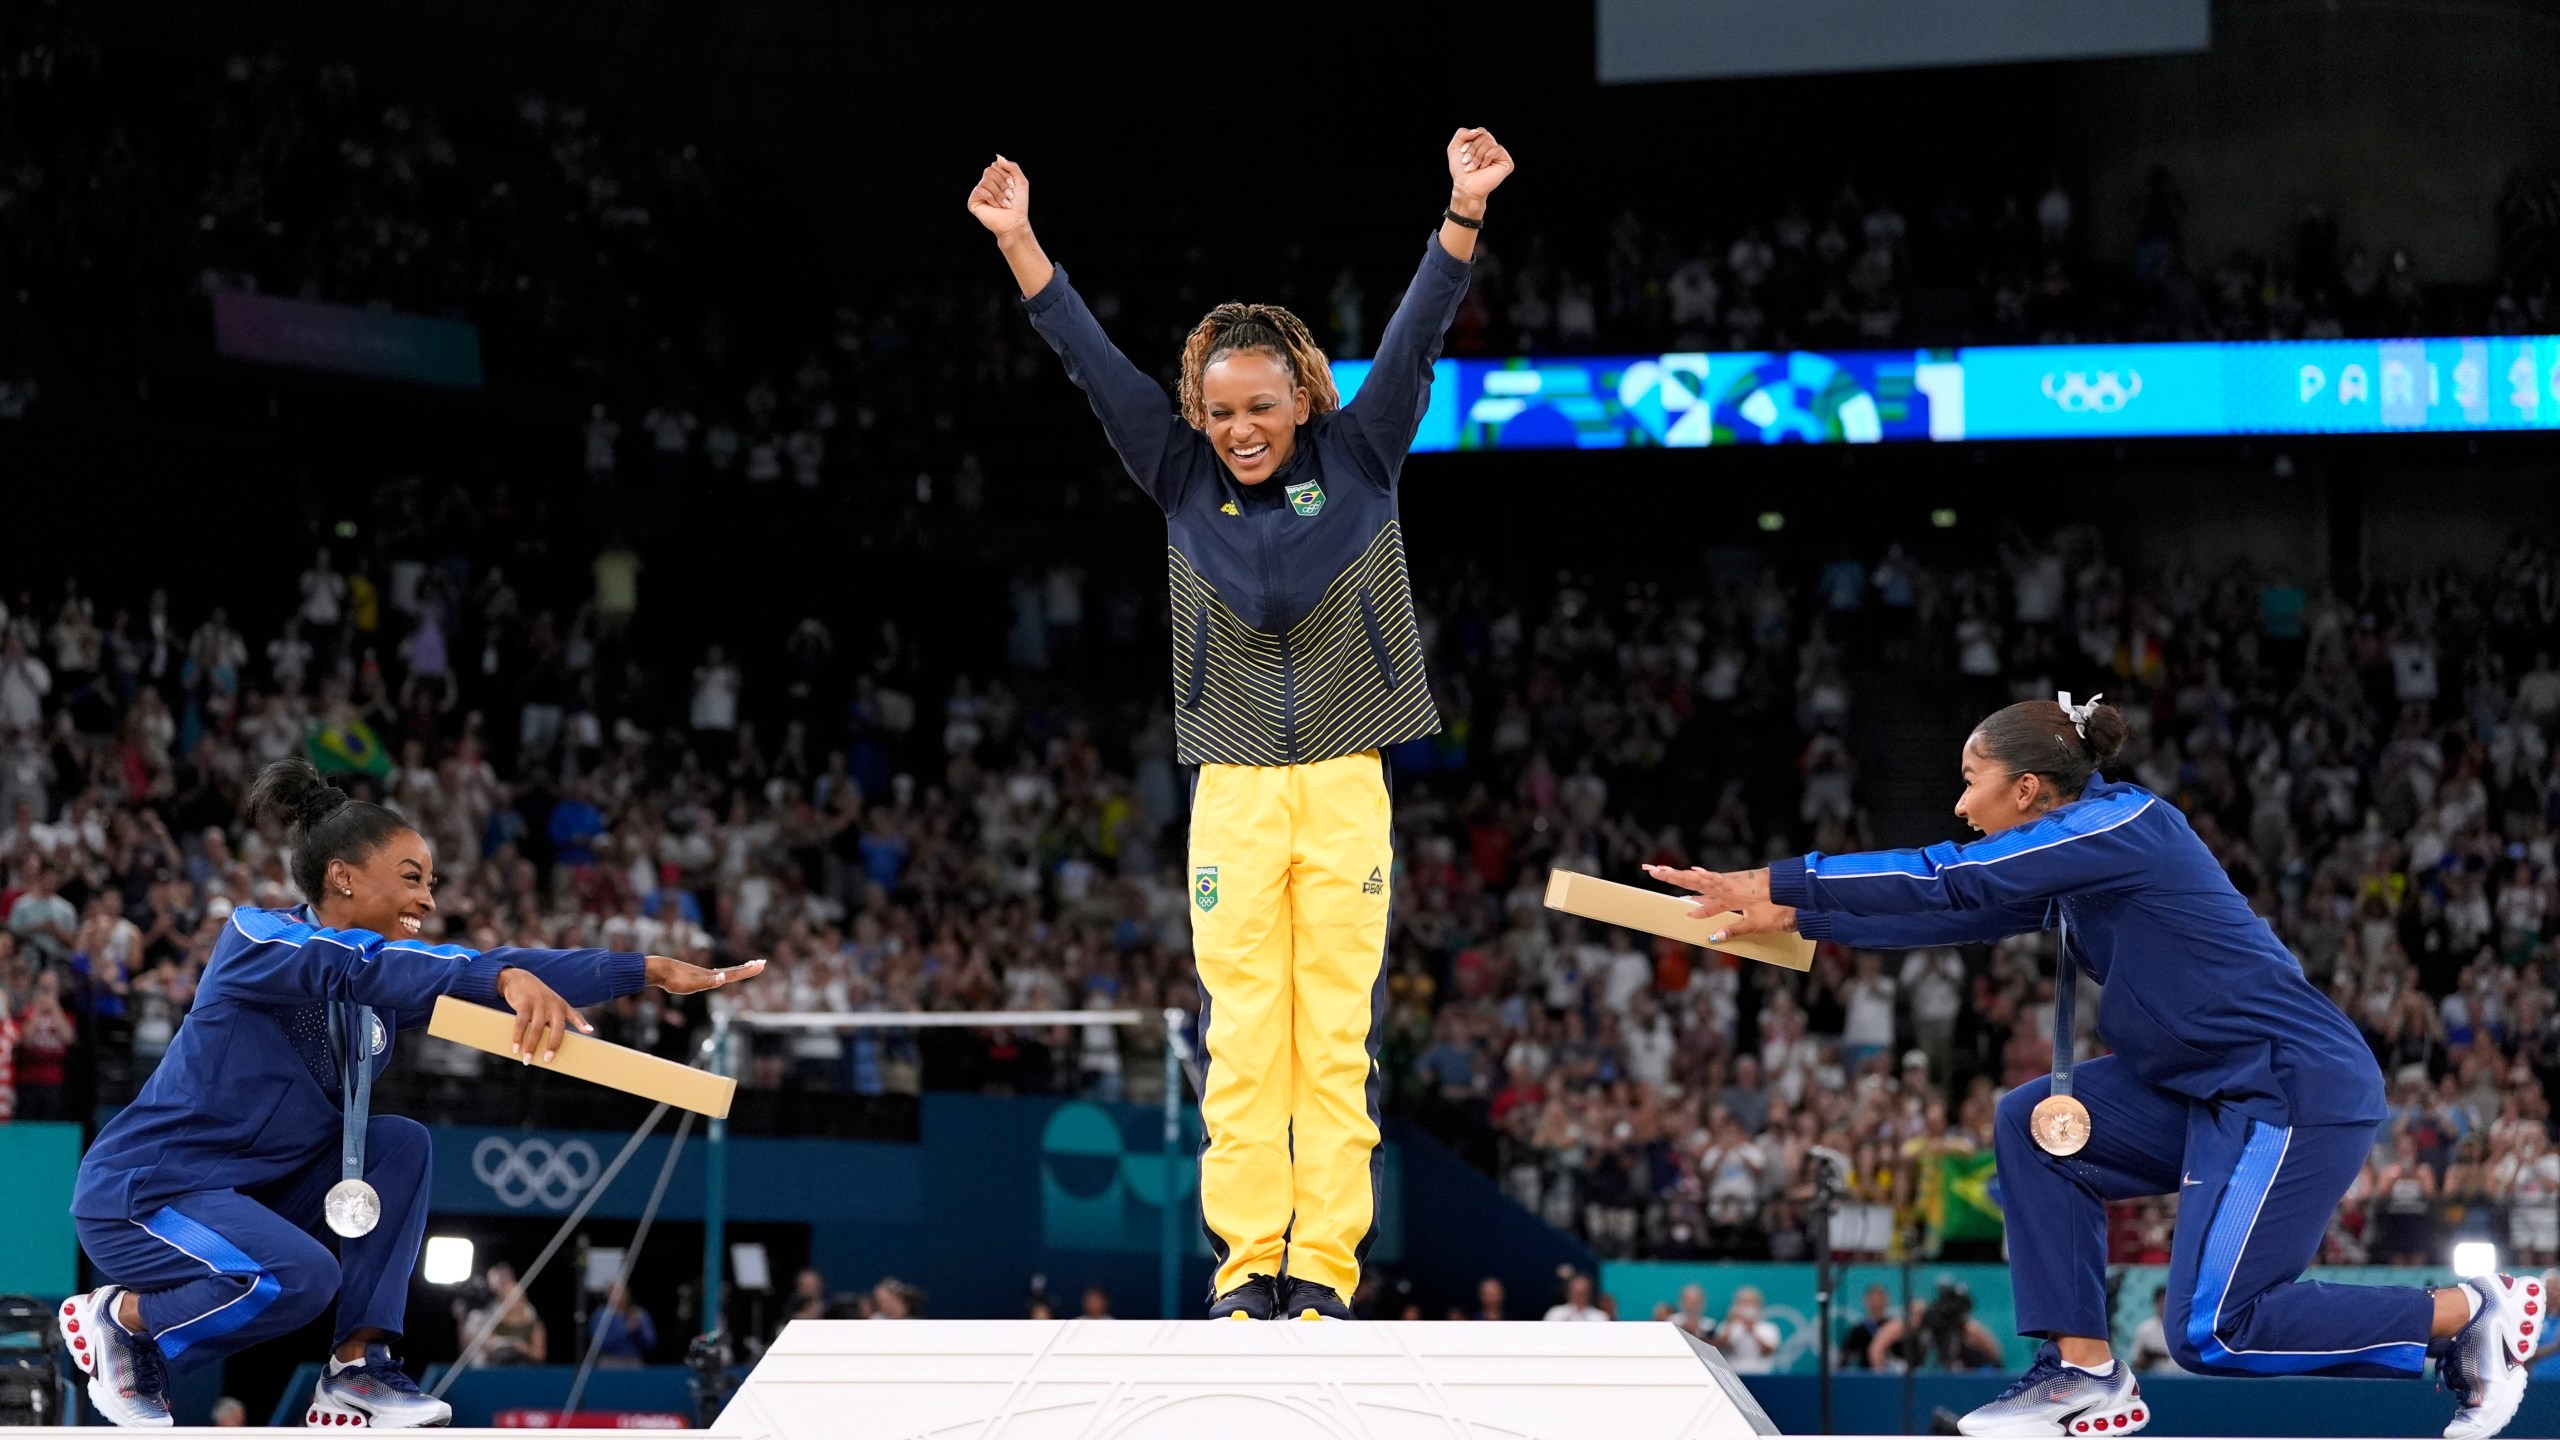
[1330,335,2560,450]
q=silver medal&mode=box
[325,1178,381,1238]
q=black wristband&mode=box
[1441,207,1483,231]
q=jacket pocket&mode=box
[1181,605,1209,710]
[1357,586,1399,689]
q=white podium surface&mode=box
[716,1319,1778,1440]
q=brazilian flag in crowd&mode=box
[1935,1150,2004,1243]
[308,715,393,779]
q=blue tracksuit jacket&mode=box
[73,906,646,1221]
[1022,236,1471,767]
[1768,776,2384,1128]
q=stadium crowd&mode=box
[8,518,2560,1280]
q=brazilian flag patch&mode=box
[1193,865,1219,912]
[1286,480,1326,517]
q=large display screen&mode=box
[1596,0,2209,83]
[1331,336,2560,451]
[213,291,487,389]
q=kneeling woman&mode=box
[64,758,761,1429]
[1652,697,2534,1440]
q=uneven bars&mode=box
[732,1009,1144,1029]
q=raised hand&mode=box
[967,156,1032,238]
[1447,127,1515,203]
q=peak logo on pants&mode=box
[1194,866,1220,912]
[1363,867,1384,896]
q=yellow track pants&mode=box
[1189,750,1392,1300]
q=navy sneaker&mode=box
[308,1342,452,1429]
[1279,1277,1353,1322]
[1206,1274,1281,1322]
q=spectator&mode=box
[1543,1272,1607,1323]
[211,1397,247,1426]
[691,646,742,755]
[1080,1285,1114,1320]
[593,540,642,638]
[9,862,78,969]
[1838,1284,1893,1368]
[2491,1124,2560,1268]
[783,1269,832,1335]
[1471,1276,1506,1322]
[591,1281,657,1367]
[1670,1281,1711,1338]
[0,982,18,1121]
[2128,1284,2180,1373]
[460,1264,547,1366]
[870,1277,925,1319]
[1901,946,1965,1079]
[11,970,74,1121]
[1715,1286,1781,1373]
[1839,951,1897,1072]
[0,635,48,735]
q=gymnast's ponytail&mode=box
[247,757,414,901]
[1971,692,2126,801]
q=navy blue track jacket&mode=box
[73,906,646,1220]
[1023,236,1471,767]
[1768,777,2385,1128]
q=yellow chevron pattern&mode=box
[1166,522,1440,766]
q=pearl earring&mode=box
[340,887,354,897]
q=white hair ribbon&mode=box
[2057,691,2103,738]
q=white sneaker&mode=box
[58,1287,173,1428]
[2445,1273,2540,1440]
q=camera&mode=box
[1918,1281,1995,1370]
[0,1295,64,1426]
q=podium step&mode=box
[716,1318,1778,1440]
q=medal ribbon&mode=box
[2050,908,2075,1100]
[336,1001,376,1186]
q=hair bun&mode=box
[246,756,353,838]
[2081,704,2129,768]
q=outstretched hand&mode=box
[967,156,1032,238]
[646,955,767,995]
[1638,863,1798,938]
[1447,127,1514,202]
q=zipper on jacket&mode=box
[1257,495,1296,757]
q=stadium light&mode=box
[1931,508,1959,528]
[1757,511,1784,533]
[2452,1241,2498,1278]
[423,1235,475,1285]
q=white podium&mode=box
[716,1320,1779,1440]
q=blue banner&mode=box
[1331,335,2560,449]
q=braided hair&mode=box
[1176,302,1339,430]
